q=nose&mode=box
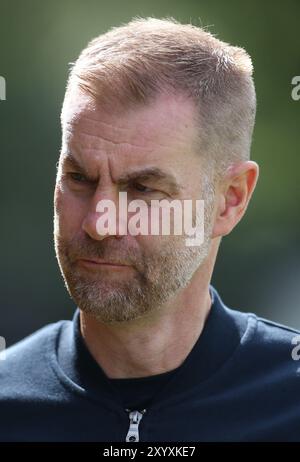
[81,187,127,241]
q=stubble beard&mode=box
[54,203,214,324]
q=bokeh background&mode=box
[0,0,299,346]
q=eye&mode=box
[68,172,88,183]
[132,182,154,193]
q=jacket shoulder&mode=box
[0,320,66,398]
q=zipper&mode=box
[125,409,146,442]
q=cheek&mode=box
[131,205,184,246]
[136,233,178,256]
[54,185,85,236]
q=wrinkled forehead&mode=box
[61,87,200,152]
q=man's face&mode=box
[54,89,215,323]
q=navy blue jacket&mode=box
[1,285,300,442]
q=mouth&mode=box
[77,258,132,270]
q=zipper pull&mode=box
[125,409,146,442]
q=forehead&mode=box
[61,89,201,179]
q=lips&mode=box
[78,258,131,267]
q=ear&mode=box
[211,161,259,238]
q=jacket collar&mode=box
[57,285,248,409]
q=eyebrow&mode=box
[61,153,86,173]
[117,167,182,194]
[61,152,183,194]
[61,153,97,181]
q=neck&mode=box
[79,260,214,379]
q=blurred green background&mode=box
[0,0,299,346]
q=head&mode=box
[54,17,259,324]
